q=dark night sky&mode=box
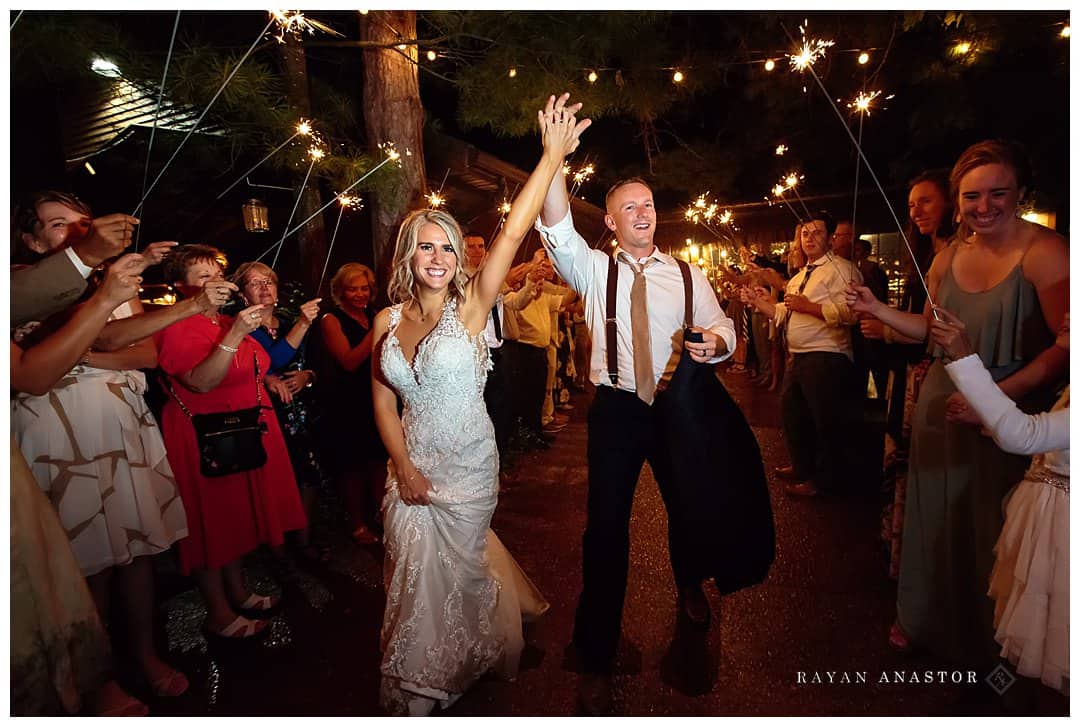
[10,10,1072,248]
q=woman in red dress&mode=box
[155,244,306,639]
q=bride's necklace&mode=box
[409,298,443,323]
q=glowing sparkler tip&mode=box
[773,184,787,197]
[270,10,344,43]
[499,201,513,215]
[848,89,882,116]
[296,120,312,136]
[775,144,788,156]
[308,146,325,160]
[426,191,445,208]
[784,173,800,189]
[788,38,835,72]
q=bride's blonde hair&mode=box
[387,209,469,305]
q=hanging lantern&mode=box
[242,199,269,232]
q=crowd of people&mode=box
[724,138,1068,706]
[10,90,1068,718]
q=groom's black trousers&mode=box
[573,385,697,673]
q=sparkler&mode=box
[270,10,344,43]
[425,168,450,209]
[775,144,788,156]
[782,172,813,218]
[488,184,520,247]
[782,21,935,308]
[788,24,835,72]
[135,10,181,251]
[771,184,803,223]
[133,14,277,216]
[846,90,881,236]
[684,192,736,243]
[566,159,596,198]
[270,144,326,269]
[253,143,403,265]
[317,194,363,296]
[217,118,316,200]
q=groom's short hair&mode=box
[605,177,652,209]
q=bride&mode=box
[371,93,590,716]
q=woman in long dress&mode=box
[931,309,1068,698]
[371,94,589,716]
[847,140,1068,668]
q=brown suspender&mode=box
[605,255,695,388]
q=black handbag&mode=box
[164,353,269,478]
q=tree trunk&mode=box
[359,10,427,288]
[279,30,328,295]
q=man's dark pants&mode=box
[780,350,858,493]
[573,386,697,673]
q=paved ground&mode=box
[138,367,1060,717]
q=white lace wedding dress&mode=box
[377,299,549,716]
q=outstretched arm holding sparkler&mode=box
[845,244,951,342]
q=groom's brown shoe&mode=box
[578,673,612,715]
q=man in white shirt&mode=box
[743,212,863,497]
[538,132,737,708]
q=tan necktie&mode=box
[630,258,656,405]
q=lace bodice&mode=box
[378,298,496,504]
[381,298,492,407]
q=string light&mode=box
[858,52,870,64]
[84,162,97,175]
[775,144,788,156]
[508,67,517,78]
[426,50,437,61]
[672,70,685,83]
[764,59,776,71]
[397,44,407,50]
[587,70,598,83]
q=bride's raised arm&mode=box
[463,92,590,328]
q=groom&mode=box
[534,97,739,714]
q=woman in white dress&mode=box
[370,93,590,716]
[931,308,1068,698]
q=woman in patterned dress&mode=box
[12,192,191,698]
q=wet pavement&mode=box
[139,366,1056,717]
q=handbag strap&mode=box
[163,350,262,419]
